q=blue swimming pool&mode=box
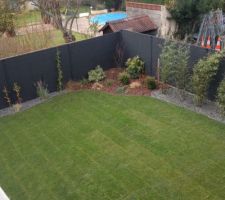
[90,12,128,25]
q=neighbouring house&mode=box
[126,1,177,37]
[99,15,158,35]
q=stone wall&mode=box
[126,1,176,37]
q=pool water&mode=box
[90,12,128,25]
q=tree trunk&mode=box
[40,1,51,24]
[49,0,63,29]
[34,0,76,43]
[41,12,51,24]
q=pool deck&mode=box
[67,17,102,37]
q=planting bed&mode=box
[66,68,153,96]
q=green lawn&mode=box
[52,30,88,46]
[0,91,224,200]
[16,10,42,27]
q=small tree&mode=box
[0,7,16,37]
[160,41,178,86]
[160,40,190,97]
[192,51,224,106]
[2,86,12,107]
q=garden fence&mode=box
[0,30,224,109]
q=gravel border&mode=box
[151,87,225,124]
[0,91,68,118]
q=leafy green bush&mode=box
[217,79,225,116]
[126,56,144,79]
[80,78,89,85]
[88,65,105,82]
[192,52,224,105]
[146,76,157,90]
[160,40,190,96]
[118,72,130,85]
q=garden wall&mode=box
[0,32,120,109]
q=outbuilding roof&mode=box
[99,15,158,33]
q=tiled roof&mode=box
[99,15,158,33]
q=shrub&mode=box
[88,65,105,82]
[36,81,49,99]
[217,79,225,116]
[160,40,190,96]
[192,51,224,105]
[115,86,127,94]
[80,78,89,85]
[13,82,22,104]
[105,79,114,87]
[126,56,144,79]
[118,72,130,85]
[2,86,11,107]
[13,103,22,113]
[146,76,157,90]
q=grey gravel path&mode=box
[151,87,225,124]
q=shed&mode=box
[99,15,158,35]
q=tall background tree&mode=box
[31,0,82,43]
[166,0,225,39]
[0,0,25,36]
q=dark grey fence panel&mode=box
[121,30,153,75]
[0,32,119,109]
[1,45,71,105]
[0,63,7,109]
[189,45,209,70]
[70,32,120,80]
[1,31,224,109]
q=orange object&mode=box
[215,37,221,52]
[201,36,205,48]
[206,36,211,49]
